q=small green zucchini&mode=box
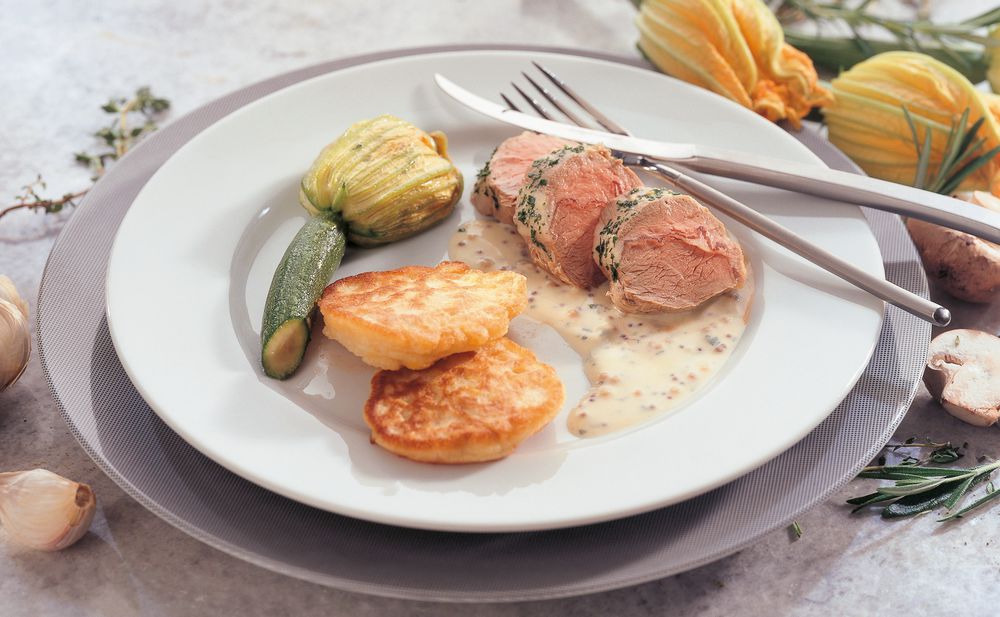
[260,212,346,379]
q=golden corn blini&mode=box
[318,262,527,371]
[364,337,564,464]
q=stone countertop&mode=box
[2,1,1000,615]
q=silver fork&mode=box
[499,63,950,327]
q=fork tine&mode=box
[532,61,631,136]
[500,93,522,112]
[511,82,553,120]
[521,72,592,129]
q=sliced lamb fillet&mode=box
[594,187,747,313]
[514,144,642,289]
[471,132,573,225]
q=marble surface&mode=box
[2,0,1000,614]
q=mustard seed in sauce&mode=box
[449,219,753,438]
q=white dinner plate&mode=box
[105,50,884,532]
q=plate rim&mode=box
[36,44,928,601]
[102,46,886,532]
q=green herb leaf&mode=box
[778,1,1000,82]
[900,105,998,196]
[956,115,986,159]
[929,445,964,464]
[882,481,963,518]
[902,106,932,190]
[942,471,989,510]
[961,6,1000,28]
[859,465,971,479]
[939,145,1000,196]
[938,483,1000,521]
[877,477,958,497]
[928,108,970,193]
[847,491,896,513]
[789,521,803,539]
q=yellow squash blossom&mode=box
[988,26,1000,95]
[825,52,1000,195]
[636,0,832,128]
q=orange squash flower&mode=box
[636,0,832,128]
[825,52,1000,196]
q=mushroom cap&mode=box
[907,191,1000,303]
[924,329,1000,427]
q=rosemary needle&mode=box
[902,106,1000,196]
[789,521,803,539]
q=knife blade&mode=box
[434,73,1000,245]
[434,73,696,160]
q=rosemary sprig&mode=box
[0,87,170,223]
[777,1,1000,82]
[849,460,1000,520]
[848,438,1000,521]
[903,106,1000,195]
[779,1,1000,46]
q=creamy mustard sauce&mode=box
[448,220,753,438]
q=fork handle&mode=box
[679,146,1000,245]
[640,160,951,327]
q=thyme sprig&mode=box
[848,439,1000,521]
[903,107,1000,195]
[1,87,170,223]
[2,176,90,220]
[881,437,966,466]
[776,1,1000,82]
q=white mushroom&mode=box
[924,329,1000,427]
[906,191,1000,303]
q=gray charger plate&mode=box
[37,45,929,602]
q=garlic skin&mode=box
[0,469,96,551]
[0,276,29,318]
[0,275,30,392]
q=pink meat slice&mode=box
[471,132,573,225]
[515,144,642,289]
[593,187,747,312]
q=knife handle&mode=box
[640,160,951,327]
[681,147,1000,245]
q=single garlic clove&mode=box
[0,276,29,319]
[0,276,30,392]
[0,469,96,551]
[0,298,31,392]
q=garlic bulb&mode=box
[0,275,30,392]
[0,469,96,551]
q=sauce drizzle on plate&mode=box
[449,220,753,438]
